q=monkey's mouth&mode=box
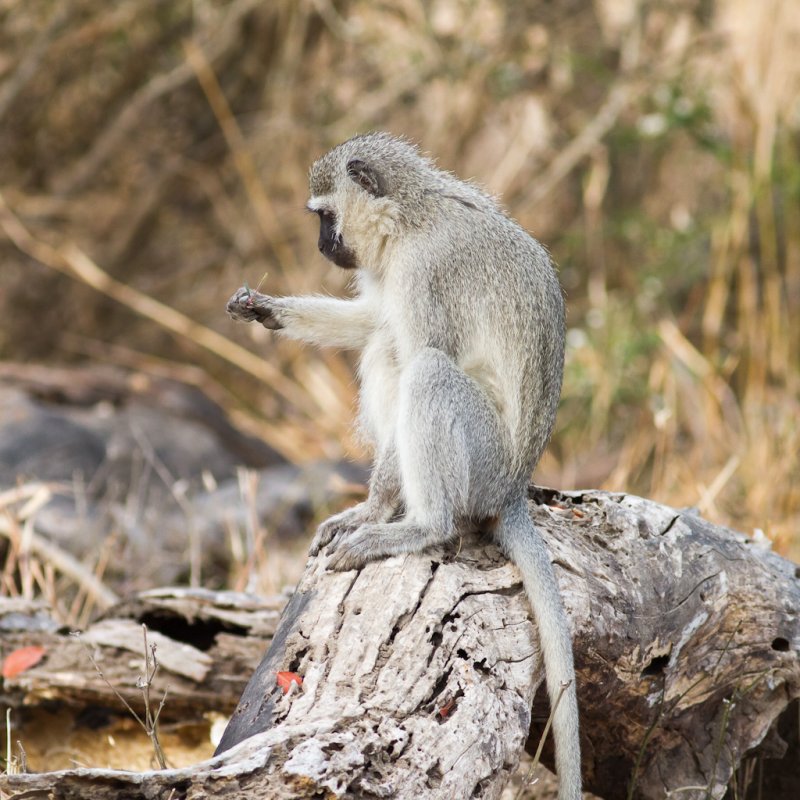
[320,236,359,270]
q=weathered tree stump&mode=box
[2,489,799,799]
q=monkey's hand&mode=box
[226,287,285,330]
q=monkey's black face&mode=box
[316,209,359,270]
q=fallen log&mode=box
[0,587,283,722]
[2,488,799,799]
[0,587,282,772]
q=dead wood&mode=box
[2,489,799,799]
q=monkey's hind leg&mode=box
[327,348,510,571]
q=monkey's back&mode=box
[395,197,565,475]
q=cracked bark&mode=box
[2,489,799,799]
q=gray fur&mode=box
[227,132,580,799]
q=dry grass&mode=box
[0,0,797,575]
[0,483,118,627]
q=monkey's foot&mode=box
[325,526,385,571]
[309,504,368,556]
[326,522,443,571]
[311,497,404,557]
[226,287,285,330]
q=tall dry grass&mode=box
[0,0,797,556]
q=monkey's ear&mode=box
[346,159,385,197]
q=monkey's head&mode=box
[306,133,436,271]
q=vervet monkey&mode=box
[227,133,581,799]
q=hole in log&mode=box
[472,777,492,797]
[138,612,246,651]
[388,622,402,645]
[528,486,585,506]
[288,648,308,673]
[473,658,490,674]
[456,648,468,659]
[771,637,790,652]
[641,654,670,677]
[75,707,115,730]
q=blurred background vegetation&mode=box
[0,0,797,557]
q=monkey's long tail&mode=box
[495,499,582,800]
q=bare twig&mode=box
[515,680,570,800]
[5,709,17,776]
[139,625,169,769]
[73,625,170,770]
[73,632,146,723]
[14,741,27,775]
[626,684,666,800]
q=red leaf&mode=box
[276,671,303,694]
[2,645,46,679]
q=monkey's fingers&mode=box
[226,288,258,321]
[226,288,285,330]
[309,526,339,557]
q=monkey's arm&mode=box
[227,287,374,349]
